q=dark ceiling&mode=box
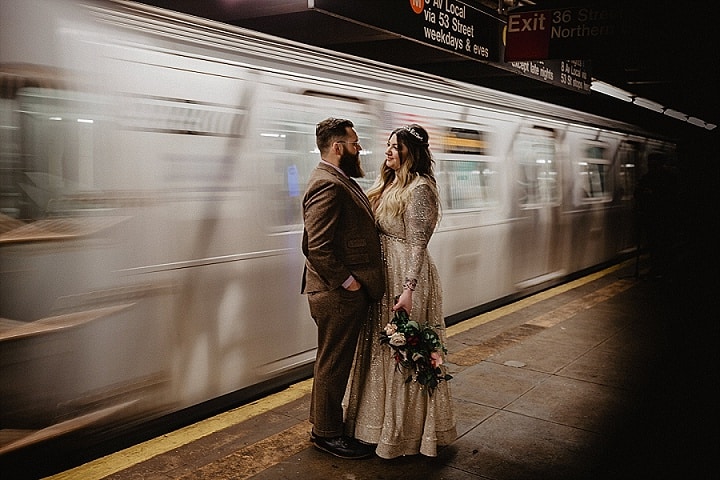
[140,0,718,140]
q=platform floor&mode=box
[44,258,716,480]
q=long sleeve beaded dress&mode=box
[344,178,456,459]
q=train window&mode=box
[13,87,258,220]
[435,127,497,210]
[14,88,106,219]
[442,127,489,155]
[261,102,374,229]
[617,141,640,200]
[515,130,559,207]
[0,98,21,218]
[577,142,612,203]
[438,159,498,210]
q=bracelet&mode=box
[403,278,417,291]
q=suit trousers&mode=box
[307,287,370,438]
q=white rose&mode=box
[389,333,406,347]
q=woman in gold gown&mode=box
[344,124,456,459]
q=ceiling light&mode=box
[632,97,664,113]
[590,80,632,102]
[663,109,687,121]
[590,80,713,129]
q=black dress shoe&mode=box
[311,434,374,459]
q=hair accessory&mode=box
[403,125,425,143]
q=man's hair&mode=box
[315,117,354,152]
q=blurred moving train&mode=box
[0,0,675,455]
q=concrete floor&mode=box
[49,260,717,479]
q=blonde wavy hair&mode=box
[367,124,440,223]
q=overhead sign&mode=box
[310,1,590,94]
[311,0,503,62]
[503,59,591,94]
[504,5,621,61]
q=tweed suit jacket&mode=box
[301,163,385,301]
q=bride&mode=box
[344,124,456,459]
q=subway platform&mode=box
[38,257,718,479]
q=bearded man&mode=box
[301,117,384,459]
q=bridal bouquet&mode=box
[379,298,453,396]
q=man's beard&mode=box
[339,150,364,178]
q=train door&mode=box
[611,140,642,255]
[431,123,509,312]
[250,87,378,376]
[566,136,617,269]
[510,125,564,288]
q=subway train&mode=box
[0,0,676,455]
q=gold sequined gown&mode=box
[344,179,457,459]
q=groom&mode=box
[301,117,384,459]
